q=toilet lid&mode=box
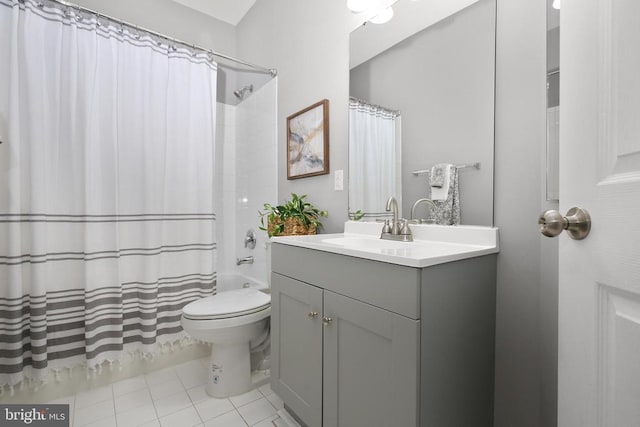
[182,288,271,320]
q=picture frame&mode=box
[286,99,330,179]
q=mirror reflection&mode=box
[348,0,496,226]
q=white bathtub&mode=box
[216,272,269,294]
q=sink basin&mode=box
[321,236,414,250]
[271,221,499,268]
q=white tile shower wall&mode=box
[233,79,277,286]
[215,102,238,281]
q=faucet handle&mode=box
[381,219,391,234]
[399,219,412,236]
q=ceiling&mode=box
[170,0,257,26]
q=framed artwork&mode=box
[287,99,330,179]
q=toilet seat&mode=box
[182,288,271,321]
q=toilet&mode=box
[181,287,271,398]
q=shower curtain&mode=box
[0,0,217,389]
[348,97,400,217]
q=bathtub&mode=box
[216,272,269,294]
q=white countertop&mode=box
[271,221,499,268]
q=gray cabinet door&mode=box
[271,273,323,427]
[322,290,420,427]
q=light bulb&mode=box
[347,0,371,13]
[370,6,394,24]
[552,0,560,9]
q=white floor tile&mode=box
[198,357,210,370]
[138,420,161,427]
[175,360,209,389]
[75,384,114,409]
[74,399,115,426]
[116,403,158,427]
[236,398,277,426]
[113,375,148,397]
[203,409,248,427]
[257,383,273,397]
[115,388,153,414]
[272,417,291,427]
[79,415,117,427]
[148,379,185,401]
[47,395,75,406]
[175,359,207,376]
[145,367,179,387]
[153,390,193,418]
[194,397,234,422]
[159,406,202,427]
[275,409,301,427]
[187,385,209,404]
[230,389,263,408]
[251,415,279,427]
[265,393,284,411]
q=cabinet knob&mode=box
[322,316,333,326]
[307,311,319,319]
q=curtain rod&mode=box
[349,96,401,116]
[24,0,277,77]
[412,162,480,176]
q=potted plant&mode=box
[259,193,328,237]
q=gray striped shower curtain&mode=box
[0,0,218,389]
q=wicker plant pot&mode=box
[269,217,317,236]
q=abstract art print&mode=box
[287,99,330,179]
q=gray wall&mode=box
[236,1,352,233]
[350,0,495,226]
[494,0,558,426]
[73,0,236,56]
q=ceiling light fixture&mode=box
[347,0,396,24]
[347,0,372,13]
[369,6,394,24]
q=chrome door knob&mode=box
[539,207,591,240]
[308,311,318,319]
[322,316,333,326]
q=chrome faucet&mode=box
[381,196,413,242]
[236,256,254,266]
[385,196,400,234]
[410,198,437,224]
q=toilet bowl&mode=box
[181,287,271,398]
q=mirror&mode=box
[348,0,496,226]
[546,0,560,201]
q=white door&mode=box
[559,0,640,425]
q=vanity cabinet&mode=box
[271,242,496,427]
[271,274,323,426]
[272,273,419,427]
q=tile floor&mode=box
[46,358,287,427]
